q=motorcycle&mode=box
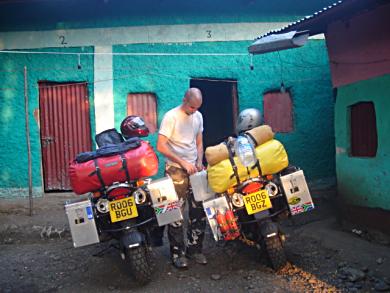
[212,164,306,270]
[201,110,314,270]
[65,116,159,285]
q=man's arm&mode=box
[157,134,198,174]
[195,131,204,171]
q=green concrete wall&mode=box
[0,40,336,197]
[0,47,95,197]
[335,74,390,210]
[113,40,335,187]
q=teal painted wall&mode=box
[0,47,95,197]
[0,0,338,196]
[113,40,335,186]
[335,74,390,210]
[0,40,336,197]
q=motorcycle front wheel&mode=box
[264,235,287,271]
[125,245,152,285]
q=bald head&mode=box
[185,88,202,104]
[182,88,203,115]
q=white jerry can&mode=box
[189,170,215,202]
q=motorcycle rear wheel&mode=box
[126,245,152,285]
[264,235,287,271]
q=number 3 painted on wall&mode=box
[206,30,212,38]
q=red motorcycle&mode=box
[65,116,158,284]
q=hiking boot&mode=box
[172,255,188,269]
[186,252,207,265]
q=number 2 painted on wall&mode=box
[59,36,67,45]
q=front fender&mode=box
[120,231,145,249]
[259,221,279,238]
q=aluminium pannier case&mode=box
[147,176,183,226]
[280,170,314,215]
[65,198,100,248]
[69,140,158,194]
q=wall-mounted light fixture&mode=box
[248,30,309,55]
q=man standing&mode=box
[157,88,207,269]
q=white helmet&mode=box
[236,108,262,133]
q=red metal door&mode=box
[39,82,92,192]
[263,92,293,133]
[127,93,157,133]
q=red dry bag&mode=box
[69,140,158,194]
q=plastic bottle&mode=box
[235,135,257,167]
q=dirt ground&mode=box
[1,190,390,293]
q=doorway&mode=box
[190,79,238,148]
[39,82,92,192]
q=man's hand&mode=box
[158,134,201,175]
[196,160,204,172]
[181,161,198,175]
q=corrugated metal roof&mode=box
[253,0,380,40]
[254,0,343,40]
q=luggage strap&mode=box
[245,131,258,147]
[120,153,131,183]
[243,133,262,177]
[226,139,240,186]
[89,159,106,190]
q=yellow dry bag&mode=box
[207,139,289,193]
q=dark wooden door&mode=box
[39,82,92,192]
[190,79,238,148]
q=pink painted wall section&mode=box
[325,3,390,87]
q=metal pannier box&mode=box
[280,170,315,216]
[147,176,183,226]
[65,198,100,247]
[202,196,230,241]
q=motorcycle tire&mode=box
[264,235,287,271]
[126,245,152,285]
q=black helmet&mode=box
[120,115,149,138]
[236,108,262,133]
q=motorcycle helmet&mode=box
[236,108,262,133]
[120,115,149,138]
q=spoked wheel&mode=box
[264,235,287,271]
[125,245,152,285]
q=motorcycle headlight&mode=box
[265,182,278,197]
[133,188,148,205]
[231,193,244,208]
[96,198,109,214]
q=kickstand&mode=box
[93,243,119,257]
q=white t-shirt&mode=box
[159,106,203,167]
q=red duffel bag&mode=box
[69,140,158,194]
